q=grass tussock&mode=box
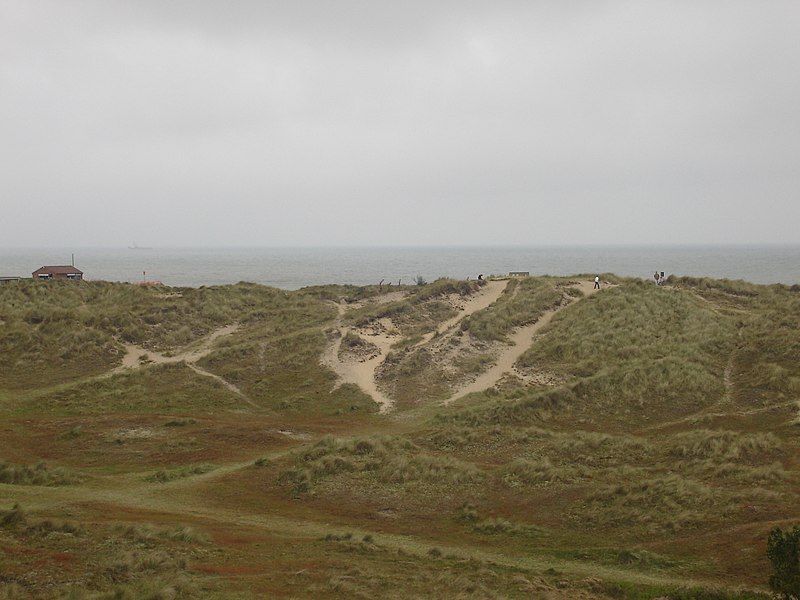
[578,473,775,533]
[338,330,379,360]
[278,435,482,495]
[691,461,788,485]
[471,516,541,537]
[0,504,204,599]
[377,347,452,404]
[145,464,215,483]
[509,281,736,423]
[667,430,782,462]
[0,461,81,486]
[1,503,83,537]
[374,278,532,406]
[199,329,377,415]
[501,457,588,487]
[344,279,482,340]
[348,300,456,338]
[436,386,578,428]
[116,523,208,544]
[3,275,800,597]
[32,362,244,416]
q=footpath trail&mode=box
[114,323,258,409]
[322,280,509,412]
[445,280,601,405]
[633,296,796,433]
[115,323,240,371]
[7,461,716,593]
[414,280,508,347]
[321,321,397,412]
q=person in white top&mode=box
[594,275,600,290]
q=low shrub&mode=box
[279,435,482,495]
[501,457,587,487]
[667,430,782,462]
[117,523,208,544]
[0,461,81,486]
[767,525,800,599]
[145,464,215,483]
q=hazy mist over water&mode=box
[2,246,798,289]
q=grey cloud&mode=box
[0,0,798,247]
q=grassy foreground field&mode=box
[1,276,799,598]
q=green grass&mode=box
[514,281,736,426]
[1,276,799,598]
[199,329,377,415]
[461,277,564,341]
[18,362,245,416]
[0,280,334,390]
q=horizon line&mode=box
[2,242,800,251]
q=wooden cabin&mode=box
[32,266,83,281]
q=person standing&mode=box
[654,271,660,286]
[594,275,600,289]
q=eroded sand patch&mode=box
[322,280,510,412]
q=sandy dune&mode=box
[444,280,601,404]
[322,280,510,412]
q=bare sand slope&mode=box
[323,280,510,412]
[321,325,397,413]
[445,280,600,405]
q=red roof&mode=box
[32,265,83,275]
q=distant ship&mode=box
[128,242,153,250]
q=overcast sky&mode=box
[1,1,798,247]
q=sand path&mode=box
[321,325,397,413]
[115,323,240,370]
[114,324,258,409]
[444,280,600,405]
[322,280,509,412]
[414,280,508,346]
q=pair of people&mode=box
[654,271,666,285]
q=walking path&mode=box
[114,324,240,371]
[444,280,601,404]
[114,324,258,409]
[414,280,508,347]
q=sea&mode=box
[1,246,798,290]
